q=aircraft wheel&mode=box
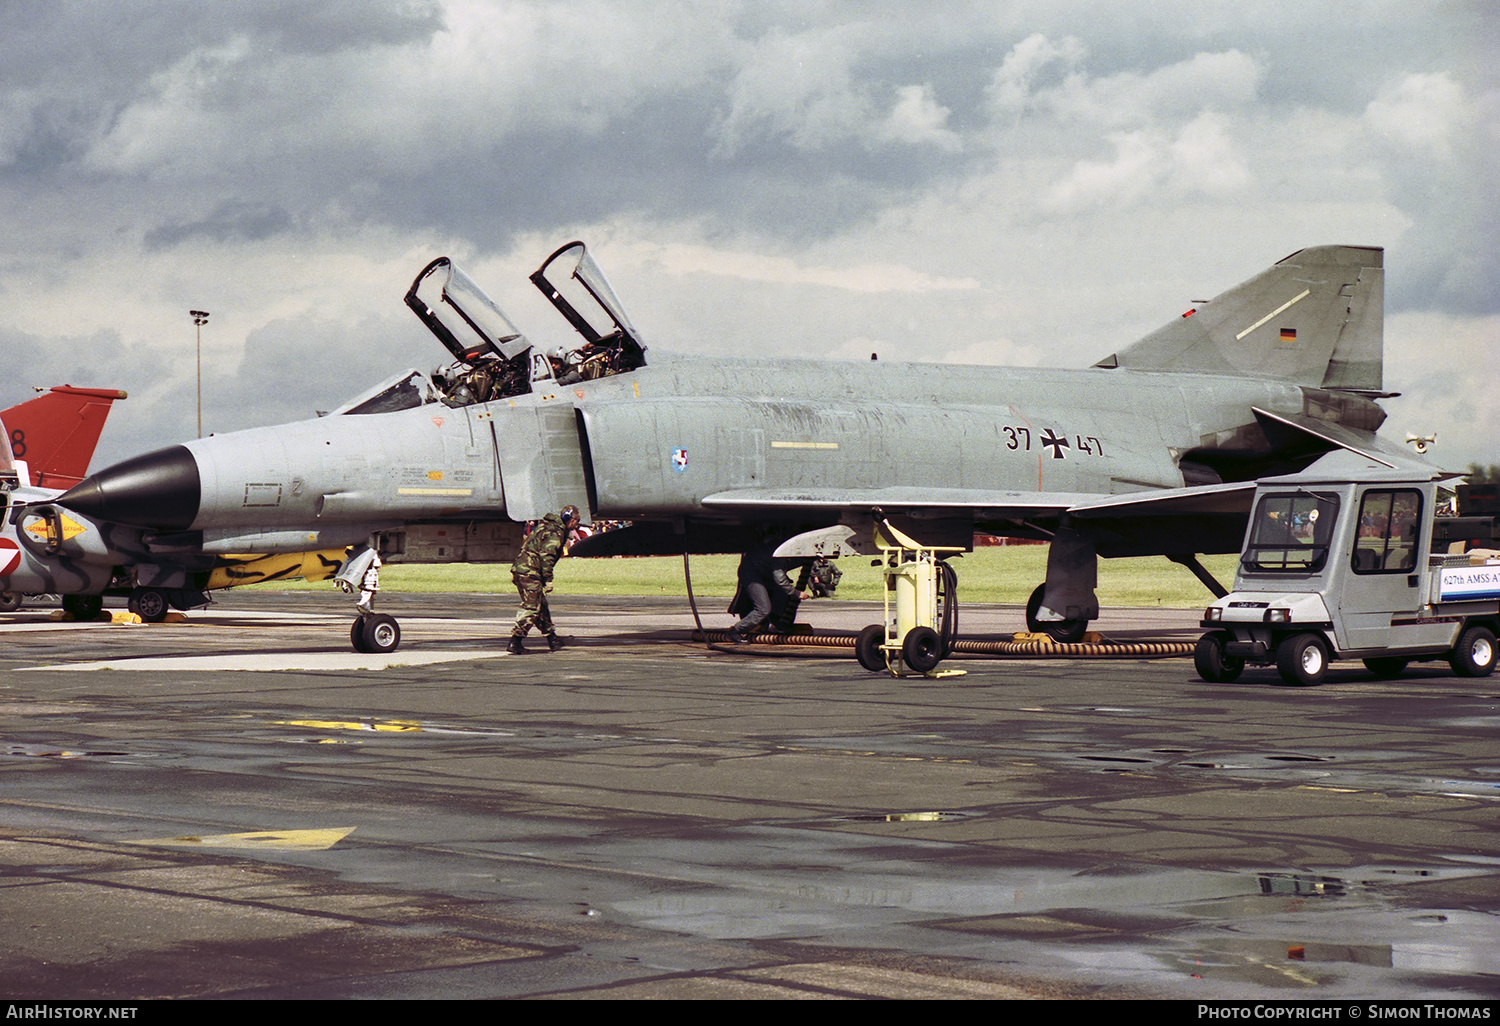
[855,624,887,673]
[0,591,21,613]
[1449,626,1496,678]
[361,614,401,654]
[1025,585,1087,643]
[1275,633,1328,687]
[1363,656,1409,679]
[1193,631,1243,683]
[902,626,943,673]
[350,618,372,653]
[62,594,103,621]
[129,587,171,623]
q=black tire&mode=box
[350,618,372,653]
[1449,626,1496,678]
[0,591,21,613]
[1194,631,1243,683]
[1025,584,1087,644]
[62,594,103,621]
[129,587,170,623]
[1276,633,1328,687]
[1363,656,1409,679]
[902,625,943,673]
[361,614,401,654]
[855,624,887,673]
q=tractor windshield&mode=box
[1242,491,1340,574]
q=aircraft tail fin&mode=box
[1,385,127,489]
[1095,245,1384,391]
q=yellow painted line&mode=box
[276,718,423,733]
[1236,289,1310,340]
[771,441,839,450]
[396,487,474,497]
[139,827,355,851]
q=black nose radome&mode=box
[58,445,201,531]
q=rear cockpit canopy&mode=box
[530,241,647,381]
[531,242,646,353]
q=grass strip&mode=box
[259,545,1238,608]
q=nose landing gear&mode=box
[351,613,401,654]
[335,544,400,653]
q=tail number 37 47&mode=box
[1003,426,1105,458]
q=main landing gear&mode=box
[128,586,171,623]
[61,594,104,620]
[1025,584,1088,644]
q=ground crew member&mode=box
[508,505,579,654]
[727,537,807,643]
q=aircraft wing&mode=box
[572,479,1262,559]
[700,486,1097,519]
[569,486,1096,557]
[1065,480,1259,518]
[703,480,1261,519]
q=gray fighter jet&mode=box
[46,241,1401,640]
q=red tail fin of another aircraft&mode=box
[2,386,127,489]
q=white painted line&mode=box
[23,650,505,673]
[1235,289,1311,340]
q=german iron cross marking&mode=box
[1040,429,1069,459]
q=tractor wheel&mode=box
[1194,631,1244,683]
[1449,626,1496,678]
[1276,633,1328,687]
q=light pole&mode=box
[190,310,209,438]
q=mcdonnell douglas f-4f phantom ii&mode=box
[41,241,1405,645]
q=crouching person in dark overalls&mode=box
[727,537,808,643]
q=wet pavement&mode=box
[0,592,1497,999]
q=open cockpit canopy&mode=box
[402,244,646,404]
[531,241,647,370]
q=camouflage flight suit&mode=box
[510,510,572,648]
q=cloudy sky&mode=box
[2,0,1495,473]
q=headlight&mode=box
[1205,607,1222,621]
[1266,607,1291,623]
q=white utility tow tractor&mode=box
[1196,453,1500,686]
